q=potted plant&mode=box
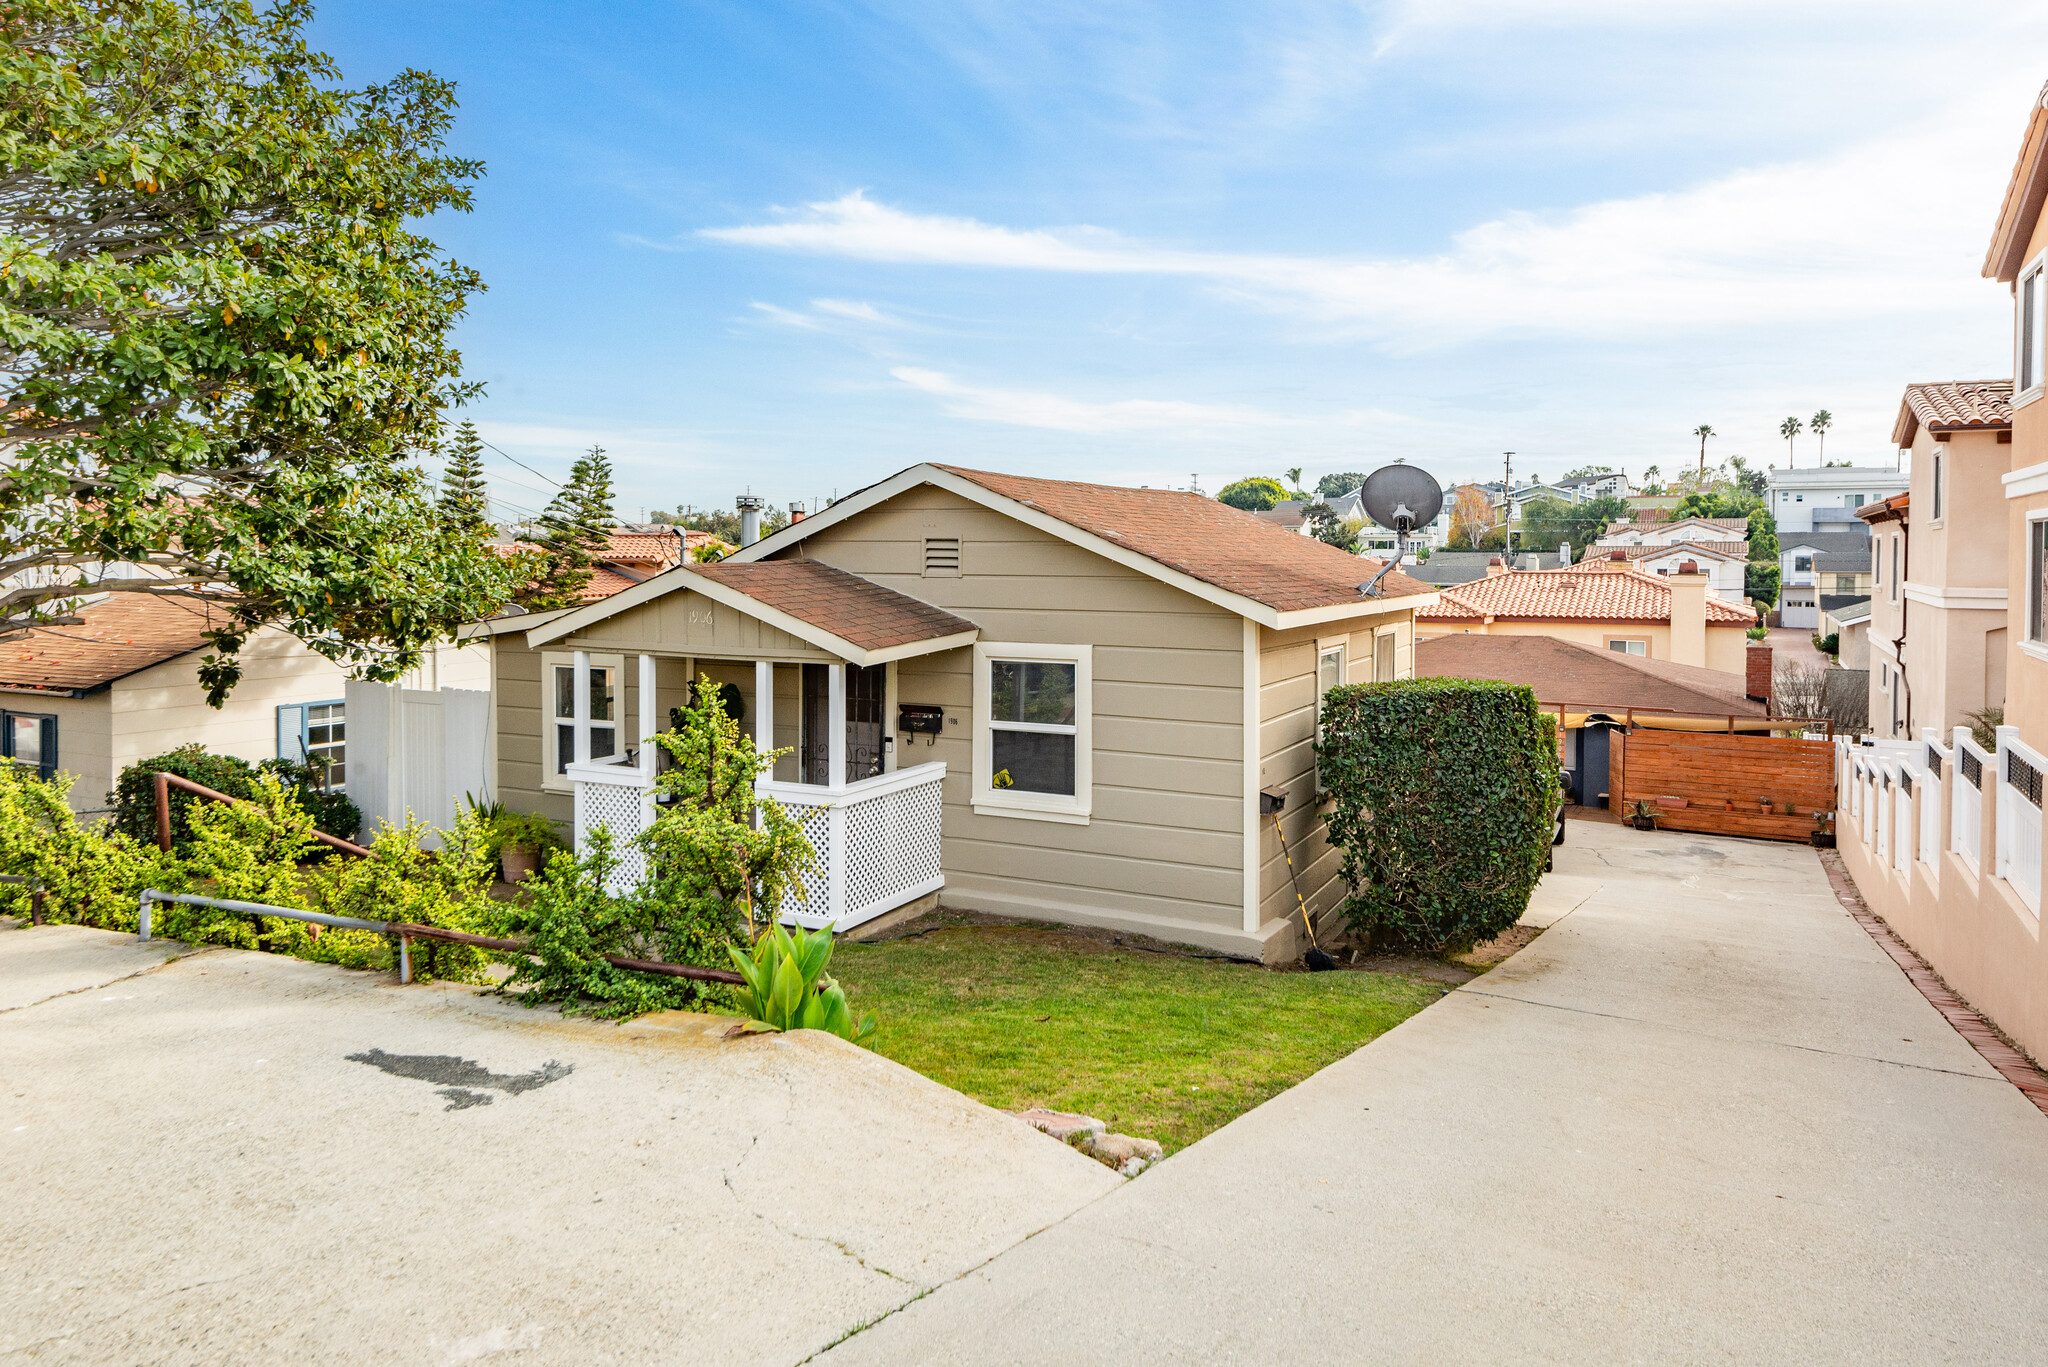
[1757,795,1772,814]
[1810,812,1836,849]
[1629,800,1657,832]
[1783,800,1797,816]
[492,810,565,883]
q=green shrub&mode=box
[157,775,323,950]
[0,767,176,928]
[110,745,259,847]
[259,757,363,840]
[303,808,499,981]
[1317,678,1561,953]
[489,830,698,1018]
[1812,632,1840,658]
[1217,477,1288,512]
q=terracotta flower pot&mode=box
[500,843,540,884]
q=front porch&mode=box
[541,560,980,930]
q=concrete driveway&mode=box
[819,822,2048,1366]
[0,925,1118,1365]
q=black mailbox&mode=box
[898,704,945,736]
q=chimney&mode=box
[1559,539,1571,566]
[1746,643,1773,705]
[736,493,765,547]
[1609,548,1626,561]
[1668,563,1709,667]
[789,502,807,524]
[1485,557,1507,576]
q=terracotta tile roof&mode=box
[578,564,646,601]
[1892,380,2014,445]
[496,528,732,601]
[1417,566,1756,626]
[1416,634,1764,716]
[1603,541,1749,562]
[933,466,1432,612]
[1856,492,1909,526]
[690,560,977,651]
[0,593,227,694]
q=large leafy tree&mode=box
[1315,471,1367,500]
[1216,476,1287,512]
[0,0,511,702]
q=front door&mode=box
[801,663,888,784]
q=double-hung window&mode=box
[0,709,56,781]
[974,643,1090,823]
[1315,644,1347,793]
[276,699,346,789]
[2029,517,2048,645]
[544,651,621,788]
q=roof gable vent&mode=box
[924,537,961,577]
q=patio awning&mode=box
[526,558,980,666]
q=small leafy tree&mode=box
[1217,477,1287,512]
[1318,679,1560,952]
[1303,502,1359,553]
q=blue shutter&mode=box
[277,705,305,761]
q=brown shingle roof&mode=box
[1892,380,2014,446]
[0,593,225,695]
[1415,634,1764,716]
[690,560,977,652]
[933,466,1431,612]
[1417,566,1756,626]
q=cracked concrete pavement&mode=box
[817,822,2048,1366]
[0,924,1119,1365]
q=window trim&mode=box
[1604,636,1649,657]
[1372,626,1400,683]
[2021,253,2048,404]
[276,698,347,791]
[0,708,57,781]
[972,642,1091,824]
[2029,512,2048,646]
[1930,450,1944,524]
[1889,534,1900,603]
[542,650,624,791]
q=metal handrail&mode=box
[152,770,371,858]
[135,888,744,987]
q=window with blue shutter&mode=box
[277,699,346,790]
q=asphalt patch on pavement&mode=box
[347,1047,574,1111]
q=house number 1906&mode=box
[689,608,715,627]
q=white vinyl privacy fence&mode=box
[344,680,492,846]
[1954,727,1991,876]
[1996,726,2044,918]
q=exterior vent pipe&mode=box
[736,493,765,547]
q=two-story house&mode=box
[1767,466,1908,534]
[1777,529,1872,628]
[1832,86,2048,1067]
[1860,381,2014,738]
[1596,516,1751,548]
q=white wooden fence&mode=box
[344,680,492,847]
[1953,726,1990,876]
[1995,726,2044,918]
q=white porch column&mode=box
[755,660,775,763]
[572,649,592,765]
[828,663,847,791]
[639,652,658,778]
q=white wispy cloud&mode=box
[892,366,1355,434]
[749,301,823,329]
[699,76,2033,347]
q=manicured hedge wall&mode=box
[1316,677,1560,952]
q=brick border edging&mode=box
[1816,849,2048,1117]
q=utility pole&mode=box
[1502,451,1515,558]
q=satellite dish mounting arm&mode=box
[1358,510,1413,599]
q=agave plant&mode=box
[728,922,876,1046]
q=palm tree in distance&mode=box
[1780,415,1803,466]
[1810,410,1832,463]
[1643,463,1662,493]
[1691,424,1715,478]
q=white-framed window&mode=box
[973,642,1090,823]
[1931,452,1943,522]
[543,651,622,789]
[276,699,346,790]
[2020,259,2048,396]
[1373,629,1398,683]
[1606,638,1648,657]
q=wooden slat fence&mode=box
[1615,730,1835,842]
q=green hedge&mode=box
[110,745,360,848]
[1317,677,1560,952]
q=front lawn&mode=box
[831,922,1444,1153]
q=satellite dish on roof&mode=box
[1353,462,1444,599]
[1358,463,1444,535]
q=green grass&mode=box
[831,924,1444,1153]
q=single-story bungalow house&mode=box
[0,593,489,815]
[481,463,1437,961]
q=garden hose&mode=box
[1271,809,1336,971]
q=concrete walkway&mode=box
[820,823,2048,1365]
[0,925,1118,1365]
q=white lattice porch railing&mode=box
[1995,727,2044,918]
[758,761,947,931]
[566,756,655,894]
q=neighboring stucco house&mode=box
[1834,84,2048,1067]
[1778,529,1873,628]
[0,593,490,816]
[1595,516,1750,548]
[1767,466,1908,534]
[483,463,1436,962]
[1609,541,1748,602]
[1414,559,1756,673]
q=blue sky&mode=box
[314,1,2048,522]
